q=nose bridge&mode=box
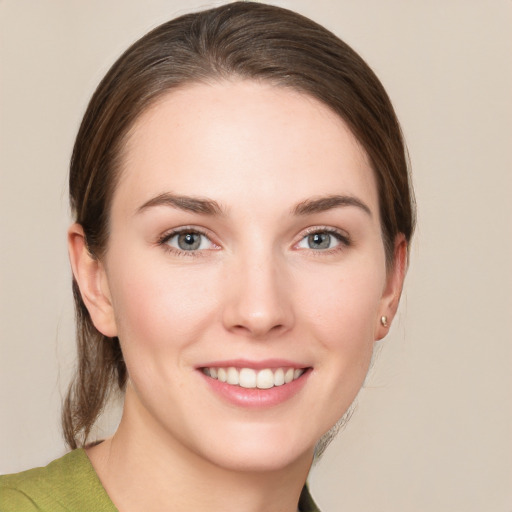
[222,243,293,338]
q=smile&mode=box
[201,367,305,389]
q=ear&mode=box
[375,234,408,341]
[68,223,118,337]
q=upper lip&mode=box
[197,358,309,370]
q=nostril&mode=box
[230,321,286,339]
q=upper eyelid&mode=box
[158,228,219,256]
[293,226,351,249]
[158,226,214,243]
[297,225,350,240]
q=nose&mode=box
[221,251,294,339]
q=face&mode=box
[87,81,401,472]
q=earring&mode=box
[380,315,388,327]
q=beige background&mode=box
[1,1,511,510]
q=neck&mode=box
[86,387,313,512]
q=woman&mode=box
[0,2,414,511]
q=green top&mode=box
[0,449,320,511]
[0,450,115,512]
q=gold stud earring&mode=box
[380,315,388,327]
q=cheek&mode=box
[289,260,387,435]
[297,259,386,349]
[107,255,219,354]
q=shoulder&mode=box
[0,449,117,512]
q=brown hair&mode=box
[64,1,415,448]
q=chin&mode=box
[208,444,313,474]
[189,423,318,474]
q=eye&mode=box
[161,230,215,252]
[296,229,349,251]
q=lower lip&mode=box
[199,369,311,408]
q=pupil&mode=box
[178,233,200,250]
[308,233,330,249]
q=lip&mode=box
[197,360,312,408]
[197,358,308,370]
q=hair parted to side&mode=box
[64,1,415,449]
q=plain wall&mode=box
[1,1,511,511]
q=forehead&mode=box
[114,80,377,215]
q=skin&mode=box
[68,80,407,512]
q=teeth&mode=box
[217,368,227,382]
[203,366,305,389]
[227,367,239,385]
[274,368,284,387]
[239,368,257,388]
[256,369,274,389]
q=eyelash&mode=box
[157,227,216,257]
[157,226,351,257]
[297,226,351,255]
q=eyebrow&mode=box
[293,195,372,216]
[136,192,371,218]
[136,193,225,216]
